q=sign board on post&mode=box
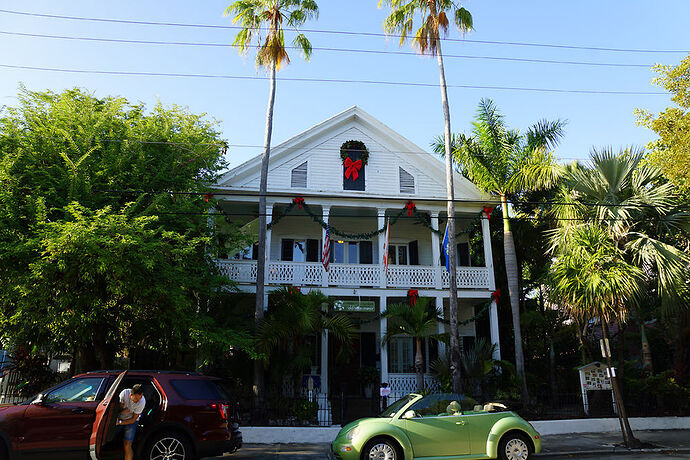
[578,361,616,415]
[333,300,376,313]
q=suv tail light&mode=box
[211,403,230,420]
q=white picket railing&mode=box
[388,373,440,400]
[216,260,490,290]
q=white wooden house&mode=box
[213,107,501,400]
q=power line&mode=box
[0,30,655,69]
[1,8,688,54]
[0,64,665,95]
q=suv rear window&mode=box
[170,379,229,400]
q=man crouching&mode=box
[114,384,146,460]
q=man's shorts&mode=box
[114,419,139,442]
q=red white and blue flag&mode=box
[322,225,331,272]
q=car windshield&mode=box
[378,394,416,417]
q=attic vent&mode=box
[291,161,308,188]
[399,167,415,194]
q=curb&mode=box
[539,447,690,457]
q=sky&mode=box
[1,1,689,171]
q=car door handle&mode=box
[456,421,466,425]
[72,408,88,414]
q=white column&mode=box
[377,208,387,288]
[321,206,330,288]
[482,213,501,360]
[380,294,389,385]
[264,204,273,310]
[430,212,442,289]
[436,294,446,358]
[321,328,329,396]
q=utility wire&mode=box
[1,8,688,54]
[0,30,655,69]
[0,64,665,95]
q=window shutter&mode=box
[291,161,308,188]
[281,239,294,261]
[399,167,415,194]
[306,239,319,262]
[359,241,373,264]
[457,242,470,266]
[252,243,259,260]
[409,240,419,265]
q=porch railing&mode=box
[388,373,441,400]
[217,260,491,290]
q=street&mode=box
[209,444,690,459]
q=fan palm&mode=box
[434,98,566,404]
[382,298,445,393]
[379,0,473,395]
[225,0,318,412]
[550,223,643,447]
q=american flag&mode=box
[382,218,390,275]
[322,225,331,272]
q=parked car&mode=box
[0,370,242,460]
[331,393,541,460]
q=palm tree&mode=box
[379,0,473,395]
[382,298,444,392]
[225,0,318,414]
[434,98,566,404]
[258,287,356,395]
[550,223,644,447]
[551,148,690,375]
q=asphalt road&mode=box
[208,444,690,459]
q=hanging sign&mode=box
[333,300,376,312]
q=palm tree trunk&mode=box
[500,194,529,404]
[637,312,653,375]
[434,21,462,396]
[415,338,424,392]
[601,316,640,448]
[253,62,277,421]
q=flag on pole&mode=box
[382,218,390,275]
[442,223,450,273]
[322,225,331,272]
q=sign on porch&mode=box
[333,300,376,313]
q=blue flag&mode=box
[442,224,450,273]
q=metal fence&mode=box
[0,370,23,405]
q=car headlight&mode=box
[346,426,360,440]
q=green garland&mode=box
[267,199,486,240]
[340,140,370,165]
[358,297,491,326]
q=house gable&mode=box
[217,106,485,202]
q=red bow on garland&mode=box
[408,289,419,306]
[344,157,363,181]
[289,286,302,295]
[491,289,501,302]
[204,193,214,203]
[292,196,305,209]
[483,206,494,219]
[405,201,416,217]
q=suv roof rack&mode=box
[86,370,203,376]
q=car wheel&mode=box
[498,432,532,460]
[362,437,400,460]
[0,441,7,460]
[143,431,194,460]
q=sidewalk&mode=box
[539,429,690,457]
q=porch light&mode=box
[337,240,344,244]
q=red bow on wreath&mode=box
[483,206,494,219]
[491,289,501,302]
[344,157,363,181]
[405,201,416,217]
[408,289,419,306]
[292,196,305,209]
[204,193,214,203]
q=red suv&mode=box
[0,370,242,460]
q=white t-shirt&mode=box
[118,389,146,421]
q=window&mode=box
[291,161,308,188]
[399,167,415,194]
[281,239,320,262]
[330,240,375,264]
[170,379,227,400]
[388,241,419,265]
[232,244,258,260]
[439,240,471,267]
[44,377,105,403]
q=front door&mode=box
[20,376,107,457]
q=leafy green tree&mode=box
[383,298,444,392]
[435,98,566,404]
[379,0,473,395]
[0,87,250,371]
[225,0,319,410]
[550,223,643,447]
[636,55,690,190]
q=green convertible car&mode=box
[331,393,541,460]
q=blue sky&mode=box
[1,1,688,170]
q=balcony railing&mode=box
[216,260,491,290]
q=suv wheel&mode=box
[144,431,193,460]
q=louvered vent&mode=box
[291,161,308,188]
[399,167,415,194]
